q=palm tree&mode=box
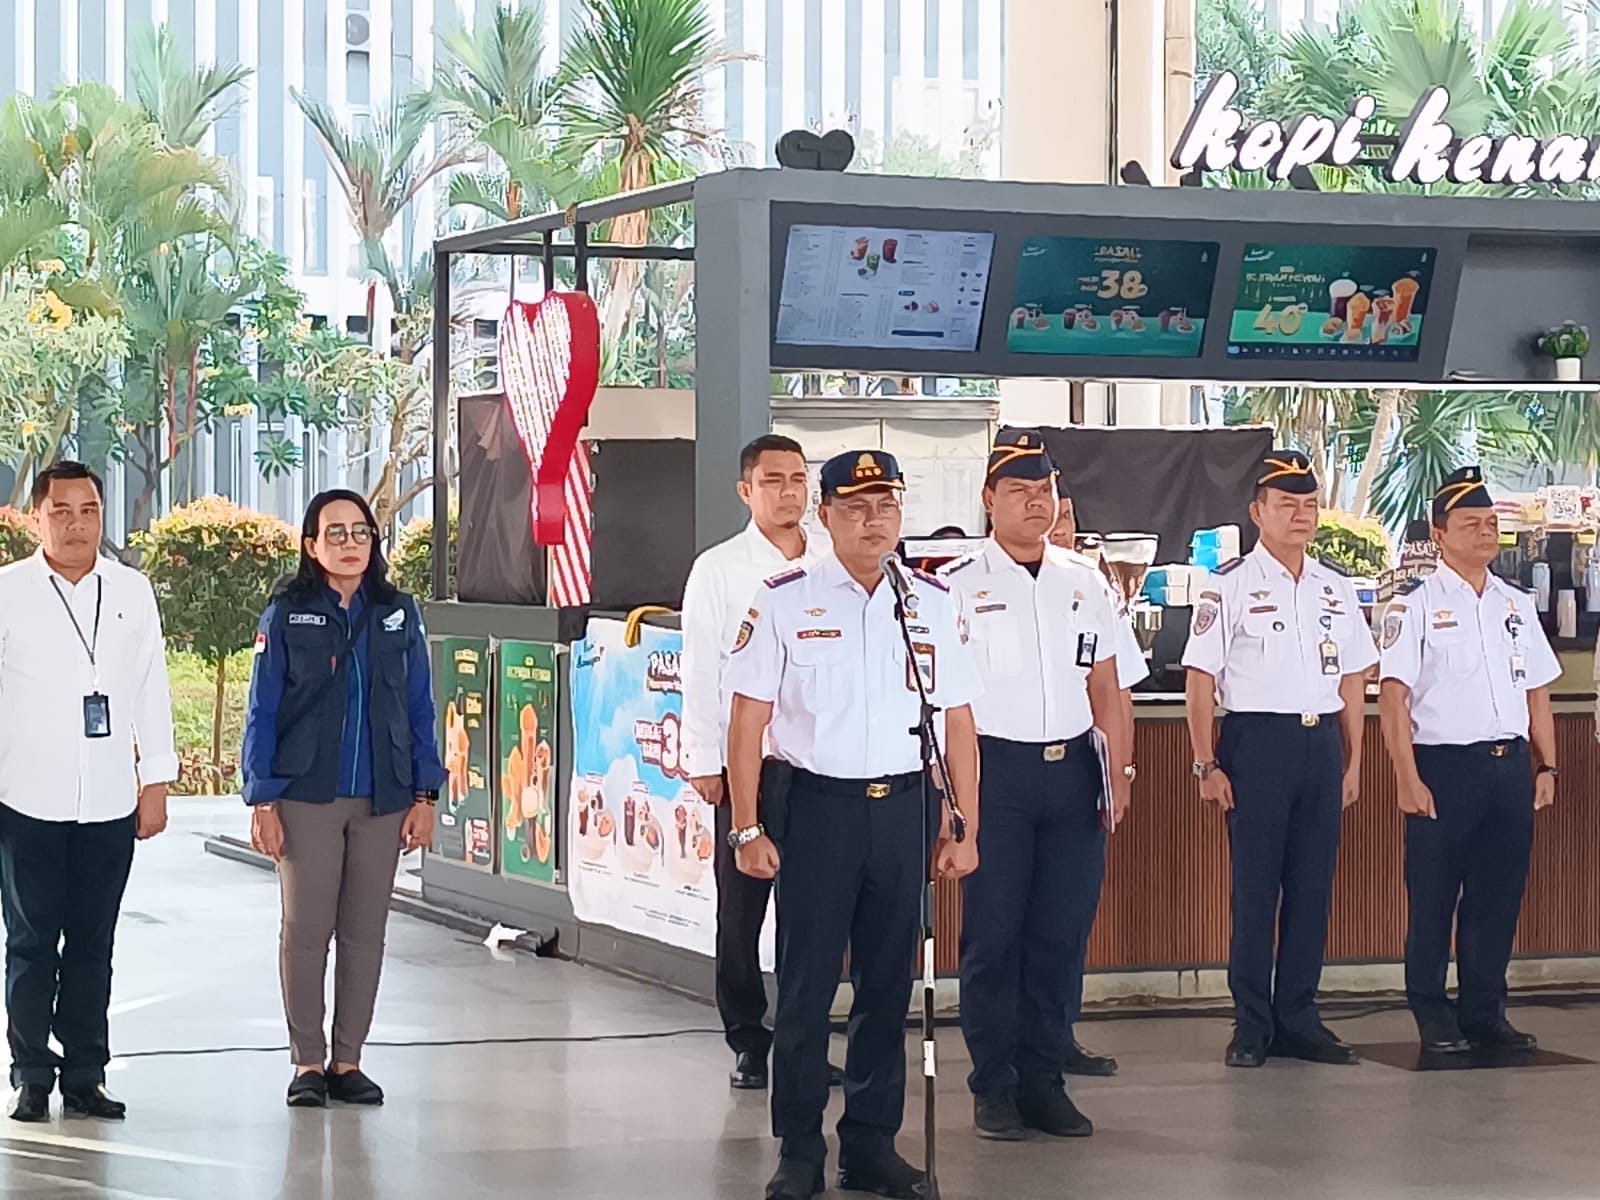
[292,90,473,340]
[1196,0,1283,112]
[128,22,251,150]
[556,0,723,345]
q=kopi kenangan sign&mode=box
[1174,70,1600,187]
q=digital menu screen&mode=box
[773,224,995,352]
[1227,243,1435,363]
[1008,236,1219,358]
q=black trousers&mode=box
[771,769,930,1167]
[714,794,774,1058]
[0,804,136,1089]
[960,733,1102,1097]
[1219,713,1344,1044]
[1406,741,1534,1038]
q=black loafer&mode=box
[1270,1027,1360,1066]
[1225,1033,1268,1068]
[730,1051,769,1090]
[8,1084,50,1123]
[766,1158,824,1200]
[287,1071,329,1108]
[1063,1039,1118,1077]
[62,1084,126,1120]
[1017,1085,1093,1138]
[838,1146,926,1198]
[1463,1021,1538,1052]
[326,1067,384,1106]
[973,1091,1025,1141]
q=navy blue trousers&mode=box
[960,733,1103,1097]
[770,770,932,1167]
[1405,741,1534,1039]
[1218,713,1344,1044]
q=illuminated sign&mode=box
[1172,70,1600,187]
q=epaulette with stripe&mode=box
[912,567,950,592]
[1214,557,1245,576]
[940,554,979,577]
[1396,576,1426,596]
[1316,557,1353,577]
[764,567,807,589]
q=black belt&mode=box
[792,768,921,800]
[1420,737,1527,759]
[1227,711,1340,728]
[979,731,1094,763]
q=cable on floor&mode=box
[113,1028,727,1059]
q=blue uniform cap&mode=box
[820,449,905,498]
[1432,465,1492,525]
[987,427,1057,484]
[1256,449,1319,496]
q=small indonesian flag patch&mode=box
[254,632,268,655]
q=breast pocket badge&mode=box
[907,642,936,693]
[1075,631,1098,668]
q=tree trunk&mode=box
[164,362,179,465]
[211,655,228,795]
[7,453,32,507]
[365,279,378,348]
[1352,389,1403,518]
[597,143,654,352]
[183,352,201,504]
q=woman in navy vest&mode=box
[242,489,448,1108]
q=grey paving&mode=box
[2,798,1597,1199]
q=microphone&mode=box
[879,551,914,603]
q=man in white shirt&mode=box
[0,462,177,1123]
[680,434,817,1091]
[940,430,1132,1143]
[1379,466,1559,1059]
[1183,450,1377,1069]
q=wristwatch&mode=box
[1192,760,1219,780]
[1536,765,1559,779]
[727,823,766,849]
[414,789,440,805]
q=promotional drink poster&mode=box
[437,637,494,870]
[498,641,559,885]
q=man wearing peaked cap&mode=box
[723,448,982,1200]
[1182,448,1377,1069]
[1379,466,1560,1059]
[939,429,1133,1141]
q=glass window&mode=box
[347,50,371,106]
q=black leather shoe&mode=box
[61,1084,126,1120]
[1420,1033,1474,1056]
[1017,1085,1093,1138]
[1063,1039,1119,1077]
[838,1146,926,1198]
[1225,1033,1268,1068]
[1270,1027,1360,1065]
[326,1067,384,1106]
[287,1071,329,1108]
[730,1052,769,1090]
[973,1091,1025,1141]
[8,1084,50,1123]
[829,1061,845,1088]
[765,1158,824,1200]
[1464,1021,1537,1052]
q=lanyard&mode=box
[50,575,104,684]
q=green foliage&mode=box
[391,510,458,601]
[1536,322,1590,360]
[1312,512,1391,576]
[0,506,39,565]
[1196,0,1283,113]
[167,648,251,795]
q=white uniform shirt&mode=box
[723,553,981,777]
[940,540,1123,742]
[1379,562,1559,744]
[1182,543,1379,714]
[679,522,816,777]
[0,551,179,822]
[1054,546,1151,690]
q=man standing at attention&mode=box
[0,462,177,1121]
[680,434,823,1091]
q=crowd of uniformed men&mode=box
[681,432,1560,1200]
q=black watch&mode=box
[1536,766,1559,779]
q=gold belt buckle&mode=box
[866,782,891,799]
[1300,713,1320,728]
[1042,744,1067,763]
[1490,743,1507,758]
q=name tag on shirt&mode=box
[907,642,936,692]
[84,692,111,739]
[1076,632,1098,668]
[288,613,327,626]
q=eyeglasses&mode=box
[832,498,903,522]
[322,524,377,546]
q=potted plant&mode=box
[1536,321,1591,382]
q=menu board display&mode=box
[774,224,994,351]
[1008,236,1219,358]
[1227,243,1435,362]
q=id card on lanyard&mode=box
[50,576,110,739]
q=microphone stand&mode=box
[887,563,962,1200]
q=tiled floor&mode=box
[3,799,1597,1199]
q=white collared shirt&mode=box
[1182,543,1379,714]
[723,553,981,777]
[1380,562,1559,744]
[939,540,1128,742]
[0,551,179,822]
[680,522,817,777]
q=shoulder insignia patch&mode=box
[1396,577,1426,596]
[764,568,806,589]
[911,567,950,593]
[1214,557,1245,576]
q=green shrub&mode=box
[0,506,39,565]
[391,509,457,600]
[1313,511,1390,578]
[134,499,298,792]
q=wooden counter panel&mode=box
[930,713,1600,973]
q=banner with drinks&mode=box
[437,637,495,870]
[498,641,559,885]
